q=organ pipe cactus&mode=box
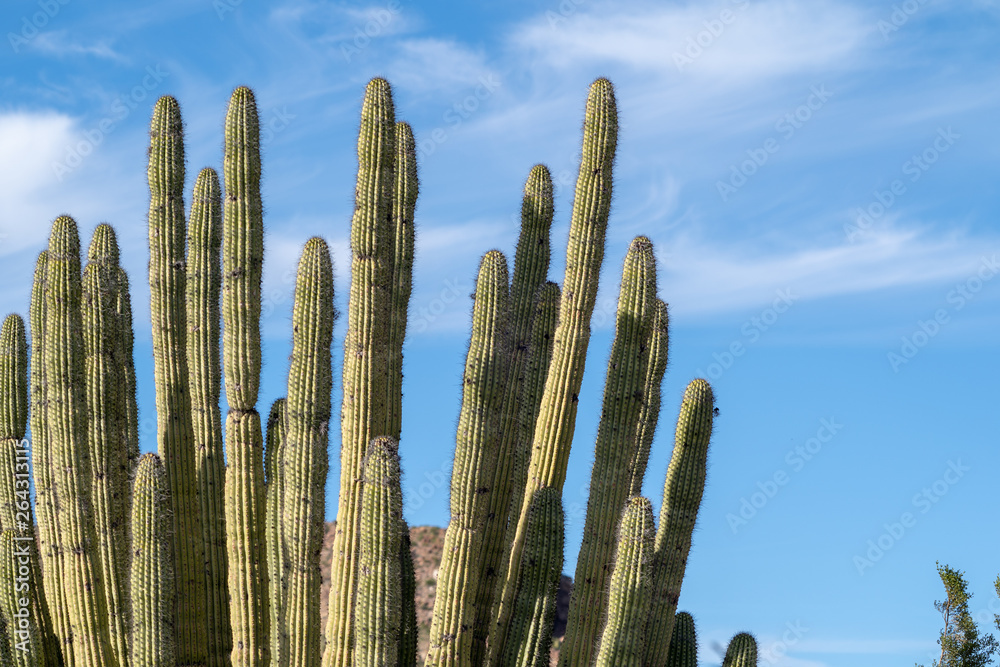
[490,77,619,659]
[594,497,655,667]
[221,85,269,667]
[644,378,715,667]
[1,76,753,667]
[324,76,397,667]
[282,237,335,667]
[130,454,176,667]
[147,94,207,666]
[560,236,657,667]
[425,250,511,667]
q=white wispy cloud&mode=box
[29,32,126,61]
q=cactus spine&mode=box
[353,437,404,666]
[222,85,269,667]
[265,398,288,666]
[147,94,207,666]
[282,237,334,667]
[0,316,52,666]
[499,488,564,667]
[82,224,130,667]
[186,166,232,666]
[490,78,618,659]
[594,497,655,667]
[324,77,396,667]
[472,165,554,663]
[628,299,669,496]
[45,215,117,666]
[643,378,715,667]
[425,249,511,666]
[130,454,176,667]
[664,612,697,667]
[722,632,757,667]
[560,235,657,667]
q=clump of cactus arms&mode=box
[0,73,764,667]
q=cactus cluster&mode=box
[0,75,762,667]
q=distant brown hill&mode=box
[319,522,570,664]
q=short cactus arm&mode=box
[130,454,176,667]
[352,437,404,667]
[664,612,697,667]
[499,488,564,667]
[643,379,715,667]
[594,497,655,667]
[629,298,669,496]
[722,632,758,667]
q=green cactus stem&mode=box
[130,454,176,667]
[489,77,618,661]
[0,530,41,667]
[222,85,269,667]
[560,236,657,667]
[628,298,669,497]
[399,521,417,666]
[82,224,130,667]
[0,316,52,666]
[593,497,655,667]
[147,94,207,666]
[499,488,564,667]
[425,250,511,667]
[643,379,714,667]
[386,120,417,443]
[664,612,697,667]
[45,215,117,666]
[722,632,757,667]
[324,76,396,667]
[472,164,554,663]
[186,166,232,667]
[282,237,334,667]
[353,437,404,667]
[265,397,287,666]
[30,250,72,666]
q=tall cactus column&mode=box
[147,94,208,667]
[186,166,232,667]
[82,225,131,667]
[323,77,396,667]
[560,236,657,667]
[45,215,117,666]
[489,77,619,662]
[425,250,511,667]
[282,237,334,667]
[221,86,269,667]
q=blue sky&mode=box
[2,0,999,665]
